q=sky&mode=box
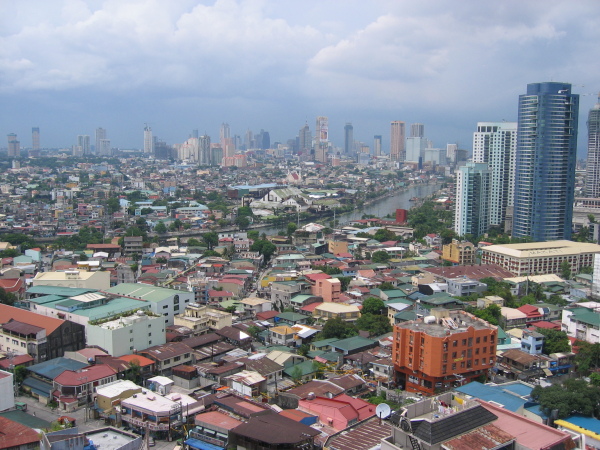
[1,0,599,156]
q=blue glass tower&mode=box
[512,82,579,241]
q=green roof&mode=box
[307,350,325,358]
[330,336,376,352]
[27,286,98,297]
[104,283,189,302]
[571,310,600,327]
[317,351,342,362]
[311,338,339,349]
[290,294,316,304]
[276,312,305,322]
[283,360,318,377]
[394,310,417,321]
[381,290,407,298]
[27,294,68,305]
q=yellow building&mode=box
[481,240,600,276]
[313,303,360,322]
[442,240,475,265]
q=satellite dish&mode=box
[376,403,391,419]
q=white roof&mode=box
[483,240,600,258]
[504,274,564,284]
[96,380,141,397]
[147,375,174,386]
[501,307,527,320]
[315,303,360,313]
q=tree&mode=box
[320,317,358,339]
[237,206,253,217]
[378,282,396,291]
[531,379,600,419]
[291,365,303,383]
[560,260,572,280]
[536,329,570,354]
[574,341,600,374]
[154,221,167,234]
[590,372,600,387]
[287,222,298,237]
[247,325,261,340]
[106,197,121,214]
[247,230,259,240]
[202,232,218,250]
[471,304,501,325]
[297,343,310,357]
[355,314,392,336]
[124,360,142,385]
[235,216,250,230]
[362,297,386,315]
[338,276,352,292]
[250,239,277,263]
[371,250,391,263]
[187,238,202,247]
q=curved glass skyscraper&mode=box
[512,82,579,241]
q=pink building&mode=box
[312,278,341,303]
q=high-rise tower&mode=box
[586,94,600,198]
[31,127,40,151]
[144,125,153,154]
[454,162,491,237]
[390,121,406,162]
[512,82,579,241]
[410,123,424,138]
[77,135,91,155]
[344,123,353,155]
[299,124,311,155]
[373,135,382,157]
[315,116,329,163]
[7,134,19,158]
[95,128,107,155]
[473,122,517,228]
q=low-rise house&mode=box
[52,364,117,412]
[268,325,296,346]
[224,370,266,397]
[173,302,232,335]
[0,416,41,450]
[497,348,552,380]
[95,380,142,421]
[298,394,376,430]
[187,410,242,450]
[138,342,193,375]
[313,302,360,322]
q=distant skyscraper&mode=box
[586,94,600,198]
[98,139,111,156]
[513,82,579,241]
[390,121,406,161]
[315,116,329,163]
[244,129,253,149]
[144,125,153,154]
[406,137,427,162]
[454,162,491,237]
[95,128,107,155]
[373,135,382,157]
[77,135,91,155]
[473,122,517,228]
[31,127,40,151]
[410,123,424,138]
[7,133,19,157]
[192,129,199,139]
[299,123,311,154]
[220,123,230,146]
[199,135,211,165]
[344,123,353,155]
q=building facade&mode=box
[512,82,579,241]
[472,121,517,229]
[344,123,353,155]
[390,121,406,162]
[454,162,491,237]
[392,309,498,396]
[586,95,600,198]
[482,240,600,276]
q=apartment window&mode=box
[184,353,190,358]
[475,359,479,366]
[483,347,487,354]
[442,365,447,374]
[442,353,448,362]
[452,363,456,370]
[476,337,480,344]
[476,348,480,355]
[174,295,180,305]
[462,339,467,346]
[174,305,180,312]
[460,361,465,368]
[130,329,134,333]
[452,352,457,359]
[468,338,473,346]
[174,356,181,362]
[163,305,168,309]
[453,340,458,347]
[483,336,488,342]
[490,335,495,343]
[130,338,133,342]
[421,337,425,345]
[148,332,152,336]
[21,342,25,348]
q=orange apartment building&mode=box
[392,308,497,396]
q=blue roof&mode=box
[28,357,88,380]
[455,381,533,413]
[184,439,224,450]
[563,414,600,434]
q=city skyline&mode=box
[1,1,599,154]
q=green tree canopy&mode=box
[362,297,386,315]
[536,329,571,354]
[371,250,391,263]
[250,239,277,263]
[355,314,392,337]
[237,206,253,217]
[235,216,250,230]
[378,282,396,291]
[319,317,358,340]
[287,222,298,236]
[471,304,501,325]
[202,232,219,250]
[531,379,600,419]
[574,341,600,375]
[561,261,572,280]
[154,221,167,233]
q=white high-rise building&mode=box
[95,128,107,154]
[454,162,491,237]
[144,125,154,154]
[77,135,91,155]
[473,122,517,228]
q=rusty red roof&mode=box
[0,417,40,448]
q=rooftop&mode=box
[397,311,496,337]
[482,240,600,258]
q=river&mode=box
[259,182,442,235]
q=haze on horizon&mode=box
[1,0,599,156]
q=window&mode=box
[462,339,467,346]
[174,295,180,305]
[174,305,180,312]
[453,340,458,347]
[476,337,481,344]
[163,305,168,309]
[452,363,456,370]
[130,338,133,342]
[148,333,152,336]
[174,356,181,362]
[452,352,457,359]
